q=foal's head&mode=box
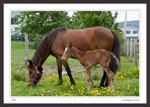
[27,60,43,86]
[61,43,73,62]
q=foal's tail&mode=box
[110,53,121,71]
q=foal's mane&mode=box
[32,27,67,66]
[73,45,87,53]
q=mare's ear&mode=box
[28,60,32,65]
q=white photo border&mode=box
[4,3,147,104]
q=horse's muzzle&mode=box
[61,57,66,62]
[29,84,37,87]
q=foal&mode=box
[61,43,120,92]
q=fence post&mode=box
[25,34,28,65]
[130,38,133,62]
[126,38,129,58]
[124,39,126,55]
[134,39,138,67]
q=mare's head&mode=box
[27,60,43,86]
[61,43,73,62]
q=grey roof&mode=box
[118,20,139,29]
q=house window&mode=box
[11,29,13,33]
[11,17,18,25]
[133,30,138,34]
[126,30,131,34]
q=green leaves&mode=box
[16,11,121,35]
[16,11,70,36]
[70,11,117,29]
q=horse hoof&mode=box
[87,87,91,91]
[111,88,115,93]
[98,87,102,90]
[57,82,62,85]
[71,83,76,86]
[93,86,96,88]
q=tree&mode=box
[17,11,70,36]
[69,11,118,29]
[16,11,70,48]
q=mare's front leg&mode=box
[56,58,63,85]
[62,60,75,85]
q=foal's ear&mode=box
[69,43,72,48]
[28,60,32,65]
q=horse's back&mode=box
[52,26,114,57]
[92,26,114,50]
[73,26,114,50]
[63,28,97,49]
[66,26,114,49]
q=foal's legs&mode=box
[86,67,96,90]
[103,66,115,92]
[62,60,75,85]
[100,57,115,92]
[56,58,63,85]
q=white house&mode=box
[121,26,139,39]
[11,11,20,35]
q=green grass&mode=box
[11,41,139,96]
[11,70,139,96]
[11,41,81,66]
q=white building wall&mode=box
[121,26,139,39]
[11,11,20,35]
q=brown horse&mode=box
[27,26,120,87]
[61,43,120,91]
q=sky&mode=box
[112,10,140,22]
[68,10,140,23]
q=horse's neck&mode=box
[72,47,85,62]
[31,47,51,67]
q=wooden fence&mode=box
[124,38,139,67]
[24,34,139,67]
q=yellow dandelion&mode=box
[40,94,44,96]
[71,85,74,90]
[107,88,111,92]
[134,88,136,91]
[127,85,130,90]
[120,76,124,79]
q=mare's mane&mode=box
[32,27,67,65]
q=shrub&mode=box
[133,67,139,78]
[11,66,26,81]
[29,35,43,49]
[115,66,139,79]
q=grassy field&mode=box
[11,41,139,96]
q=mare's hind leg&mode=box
[56,58,63,85]
[62,61,75,85]
[99,70,108,88]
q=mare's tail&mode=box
[109,30,120,74]
[110,53,121,71]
